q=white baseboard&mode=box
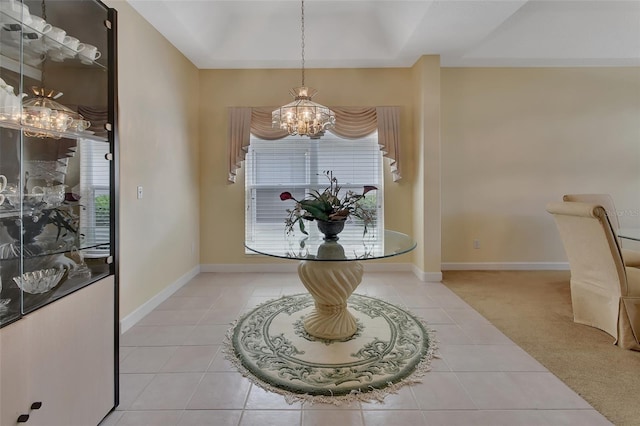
[200,263,298,273]
[120,262,566,333]
[201,262,421,274]
[441,262,569,271]
[201,262,442,282]
[202,262,568,274]
[363,262,413,273]
[363,262,444,282]
[411,265,443,282]
[120,265,200,334]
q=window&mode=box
[79,139,110,250]
[245,132,383,247]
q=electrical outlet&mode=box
[473,239,480,249]
[137,186,143,199]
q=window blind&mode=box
[245,132,383,246]
[79,139,110,249]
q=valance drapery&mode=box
[227,107,252,183]
[228,106,401,183]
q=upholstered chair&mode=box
[563,194,640,268]
[547,201,640,351]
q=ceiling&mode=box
[127,0,640,69]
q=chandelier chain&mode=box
[41,0,47,87]
[301,0,305,87]
[271,0,335,138]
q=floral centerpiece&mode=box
[280,171,377,237]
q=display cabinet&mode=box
[0,0,117,424]
[0,0,116,325]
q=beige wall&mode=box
[105,1,200,319]
[103,2,640,319]
[411,56,442,277]
[441,67,640,265]
[199,68,416,265]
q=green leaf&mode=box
[299,201,330,221]
[298,219,308,235]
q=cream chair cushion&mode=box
[622,250,640,269]
[547,201,640,351]
[562,193,640,268]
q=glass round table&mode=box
[245,228,416,340]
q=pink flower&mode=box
[363,186,377,195]
[280,192,293,201]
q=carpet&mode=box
[224,293,436,405]
[442,270,640,426]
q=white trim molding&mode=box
[441,262,570,271]
[120,262,570,334]
[120,265,201,334]
[202,263,442,281]
[200,263,298,273]
[201,262,421,274]
[363,262,414,273]
[411,265,443,282]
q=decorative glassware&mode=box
[13,267,66,294]
[22,87,85,138]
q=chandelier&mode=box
[20,1,88,139]
[272,0,335,138]
[22,87,86,139]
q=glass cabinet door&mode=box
[0,0,114,326]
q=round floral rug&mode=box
[224,293,436,405]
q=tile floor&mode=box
[100,272,612,426]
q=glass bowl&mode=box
[13,267,65,294]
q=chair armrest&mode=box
[546,201,607,219]
[622,249,640,268]
[626,266,640,297]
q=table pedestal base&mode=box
[297,260,363,340]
